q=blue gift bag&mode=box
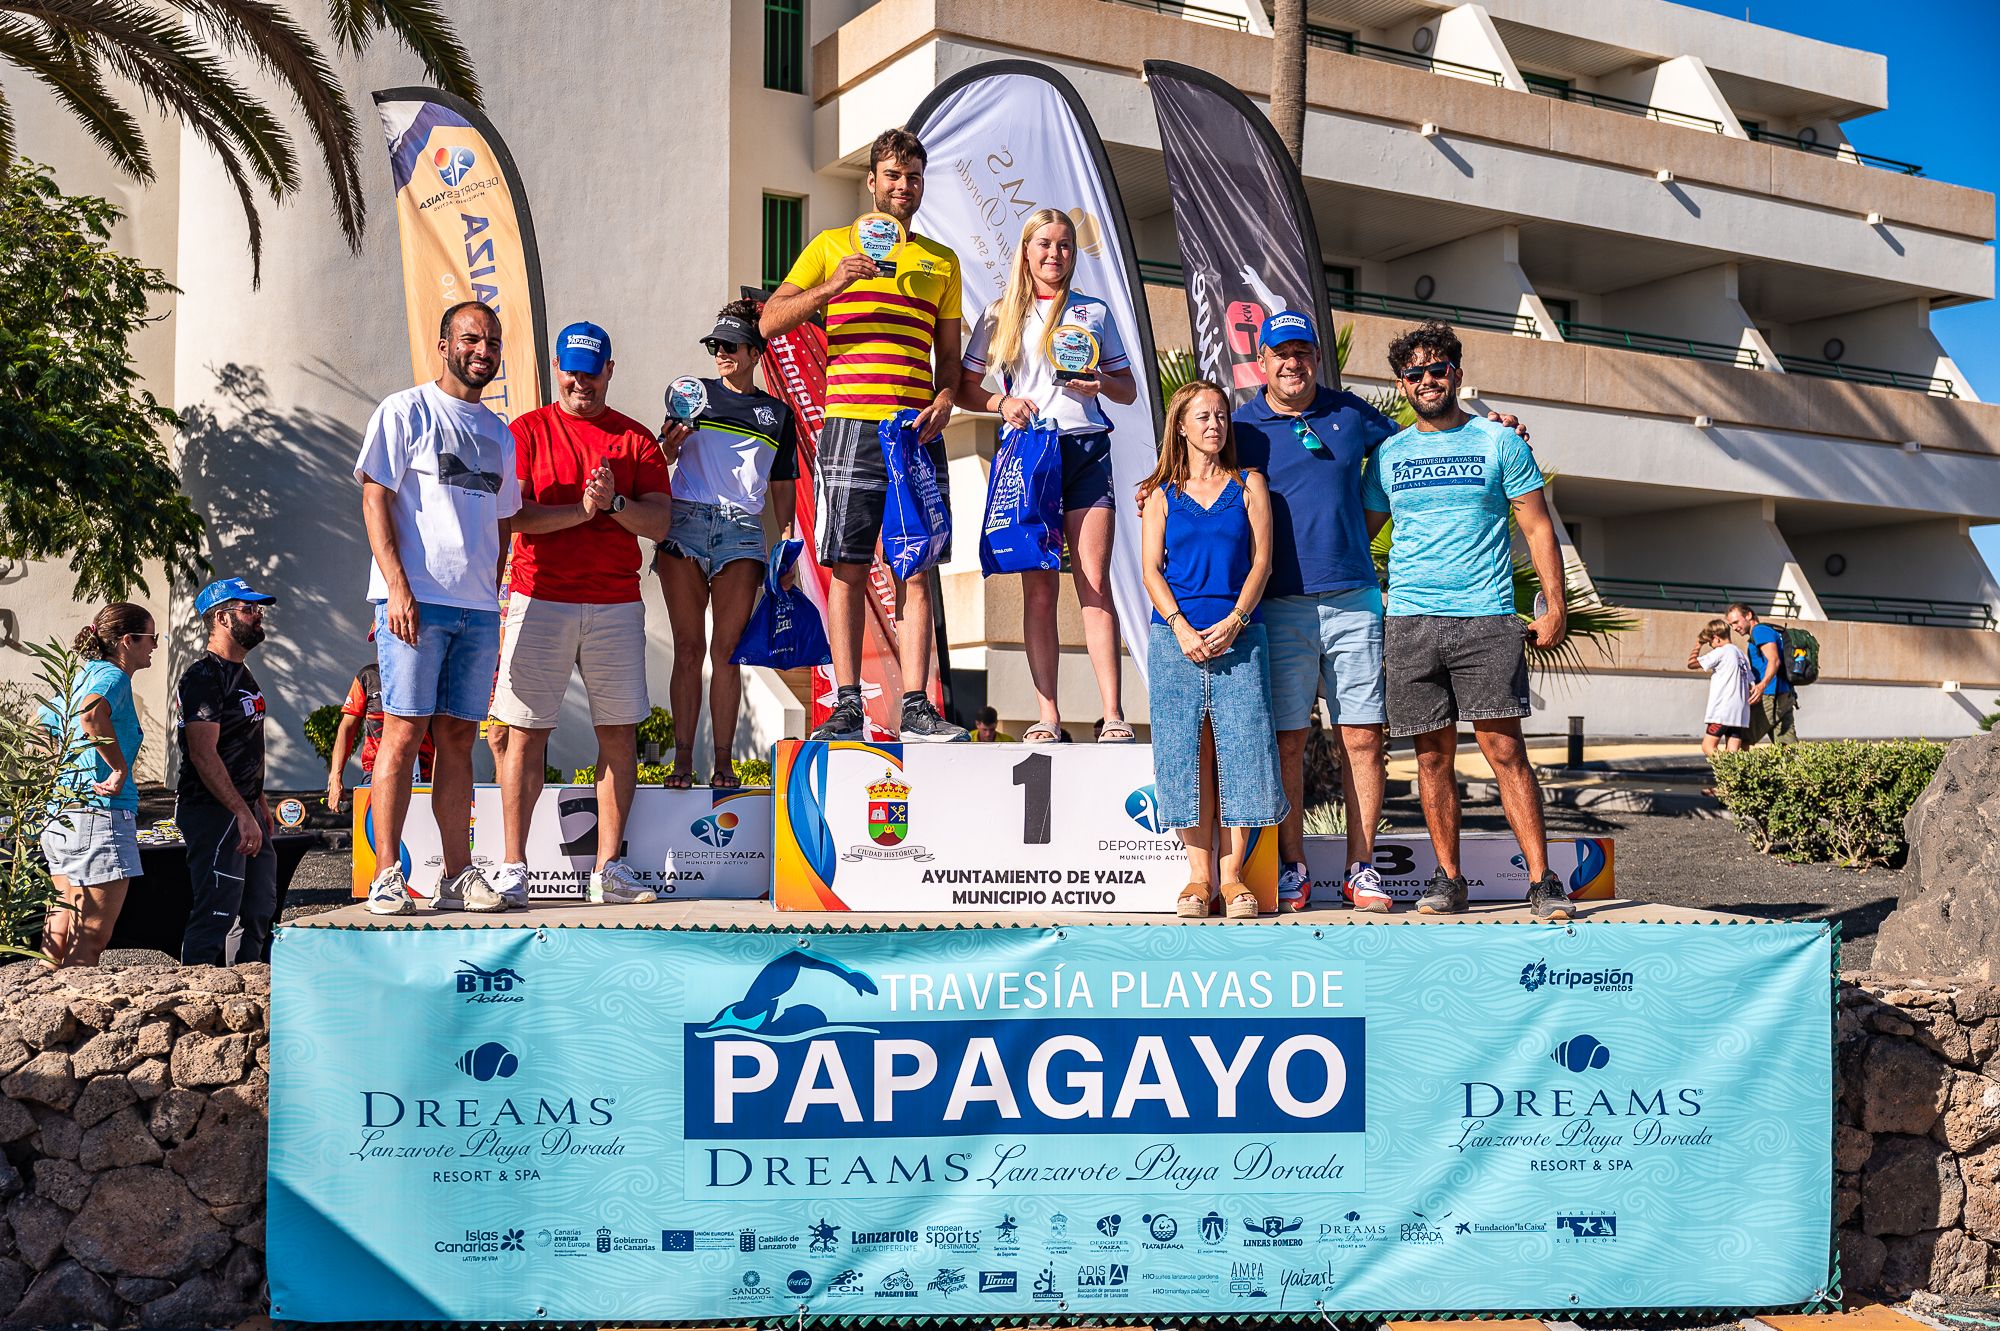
[979,419,1065,576]
[729,539,832,669]
[878,410,951,579]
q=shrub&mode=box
[1709,739,1945,867]
[573,758,771,787]
[1979,698,1998,733]
[302,703,343,762]
[733,757,773,788]
[0,642,88,958]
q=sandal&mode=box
[711,767,741,791]
[662,769,694,790]
[1021,722,1069,744]
[1175,884,1214,919]
[1097,719,1137,743]
[1223,883,1261,920]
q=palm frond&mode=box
[325,0,480,105]
[1156,347,1201,401]
[168,0,365,249]
[0,14,152,179]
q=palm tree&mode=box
[1270,0,1306,163]
[0,0,480,283]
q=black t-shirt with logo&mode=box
[175,652,266,807]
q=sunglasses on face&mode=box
[704,339,742,355]
[1399,360,1457,384]
[126,632,159,643]
[1292,417,1329,454]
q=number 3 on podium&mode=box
[1011,753,1053,845]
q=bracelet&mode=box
[1166,611,1185,627]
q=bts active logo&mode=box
[433,145,476,187]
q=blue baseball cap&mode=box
[194,577,276,617]
[1258,310,1318,350]
[556,321,612,374]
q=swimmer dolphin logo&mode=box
[696,949,880,1042]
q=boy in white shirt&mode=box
[1687,618,1753,757]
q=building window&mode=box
[1543,297,1575,327]
[761,194,805,290]
[1523,72,1573,100]
[764,0,804,94]
[1324,263,1356,293]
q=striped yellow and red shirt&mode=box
[782,226,962,421]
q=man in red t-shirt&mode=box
[490,321,672,907]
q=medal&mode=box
[852,211,905,277]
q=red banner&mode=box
[755,313,936,739]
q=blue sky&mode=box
[1679,0,2000,579]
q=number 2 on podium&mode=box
[1011,753,1052,845]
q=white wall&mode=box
[1774,299,1979,402]
[1385,225,1545,332]
[1598,263,1773,366]
[1596,54,1746,138]
[1785,518,2000,612]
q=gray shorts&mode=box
[1384,613,1531,738]
[813,415,951,567]
[40,807,144,886]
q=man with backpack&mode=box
[1726,603,1802,744]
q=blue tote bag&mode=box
[877,410,952,579]
[729,539,832,670]
[979,419,1065,576]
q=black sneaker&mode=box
[1415,868,1468,915]
[1527,871,1573,922]
[899,697,968,743]
[810,696,866,742]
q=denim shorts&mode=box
[40,808,143,886]
[1146,623,1289,829]
[1263,587,1386,729]
[1384,613,1531,738]
[373,601,502,722]
[1059,431,1115,512]
[657,497,766,581]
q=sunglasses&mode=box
[1399,360,1457,384]
[125,632,160,642]
[703,339,744,355]
[1291,417,1329,455]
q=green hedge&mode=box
[571,757,772,788]
[1709,739,1945,867]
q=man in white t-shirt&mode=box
[354,300,523,915]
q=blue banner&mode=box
[269,923,1832,1322]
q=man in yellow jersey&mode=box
[761,128,967,742]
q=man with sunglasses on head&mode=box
[1362,320,1569,922]
[1231,311,1530,916]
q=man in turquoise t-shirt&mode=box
[1361,320,1571,922]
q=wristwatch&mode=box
[610,494,627,514]
[1234,608,1252,627]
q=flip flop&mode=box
[1022,722,1069,744]
[711,768,741,791]
[662,770,694,790]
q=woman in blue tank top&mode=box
[1139,381,1287,919]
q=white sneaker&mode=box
[435,866,507,913]
[366,866,413,915]
[1347,863,1395,914]
[588,859,657,905]
[491,861,530,910]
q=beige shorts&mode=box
[490,595,649,730]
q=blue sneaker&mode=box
[1277,861,1313,913]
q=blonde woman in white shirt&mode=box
[958,208,1139,743]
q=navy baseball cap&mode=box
[556,321,612,374]
[194,577,276,616]
[1259,310,1318,350]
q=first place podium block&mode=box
[771,738,1255,912]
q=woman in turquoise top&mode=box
[1140,382,1286,920]
[38,603,157,967]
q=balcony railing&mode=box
[1557,320,1762,369]
[1101,0,1247,31]
[1137,260,1540,338]
[1747,126,1923,177]
[1331,288,1540,337]
[1776,354,1957,398]
[1305,25,1504,86]
[1593,578,1799,618]
[1818,593,1996,630]
[1527,82,1723,134]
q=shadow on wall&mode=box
[177,362,375,790]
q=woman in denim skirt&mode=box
[38,603,158,966]
[1139,382,1287,919]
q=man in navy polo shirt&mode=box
[1234,311,1529,914]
